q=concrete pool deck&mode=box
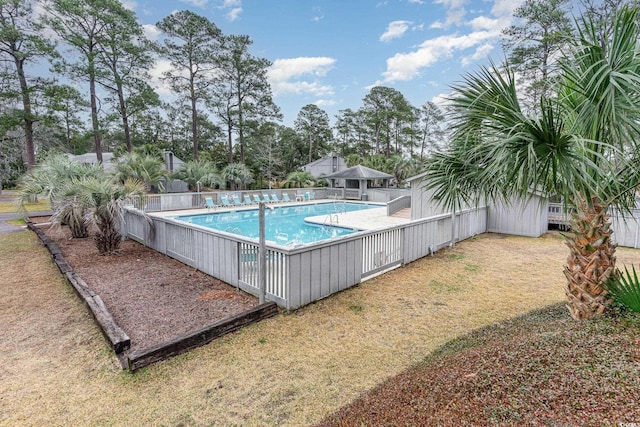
[147,200,411,231]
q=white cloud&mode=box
[220,0,243,21]
[434,0,467,26]
[312,6,324,22]
[431,91,453,109]
[180,0,209,7]
[119,0,136,11]
[226,7,242,21]
[461,43,494,66]
[268,57,336,97]
[381,31,494,82]
[492,0,524,17]
[314,98,337,107]
[148,59,176,96]
[142,24,161,41]
[380,20,412,42]
[408,0,424,4]
[376,0,521,84]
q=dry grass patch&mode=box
[0,199,50,214]
[2,231,640,426]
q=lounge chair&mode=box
[220,195,232,207]
[204,197,216,211]
[271,193,282,203]
[303,192,310,201]
[282,193,292,203]
[263,194,273,203]
[243,195,253,205]
[253,194,263,203]
[232,194,244,206]
[309,191,316,201]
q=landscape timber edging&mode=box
[26,219,279,372]
[126,302,279,372]
[26,221,131,354]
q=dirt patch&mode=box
[316,304,640,426]
[41,222,258,354]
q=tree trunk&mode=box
[227,119,234,164]
[88,53,103,163]
[191,94,198,161]
[14,57,36,170]
[564,196,616,320]
[189,69,199,161]
[89,78,103,162]
[116,81,132,152]
[237,87,245,164]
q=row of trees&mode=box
[0,0,449,189]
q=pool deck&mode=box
[305,207,409,230]
[147,200,411,231]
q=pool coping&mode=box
[149,200,407,233]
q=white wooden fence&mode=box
[124,205,487,309]
[548,203,640,248]
[129,188,331,212]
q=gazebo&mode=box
[323,165,393,200]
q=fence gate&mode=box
[361,228,403,279]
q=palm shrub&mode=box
[114,152,168,192]
[607,265,640,313]
[74,176,147,254]
[423,7,640,320]
[17,154,104,238]
[222,163,254,191]
[284,171,314,188]
[173,160,222,191]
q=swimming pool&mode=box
[172,202,381,245]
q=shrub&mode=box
[607,265,640,313]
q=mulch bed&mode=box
[39,221,259,355]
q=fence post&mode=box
[450,207,456,248]
[258,202,267,304]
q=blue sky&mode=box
[126,0,523,125]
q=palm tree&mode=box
[72,176,147,254]
[17,154,104,238]
[114,152,169,192]
[172,160,223,191]
[424,7,640,320]
[221,163,254,191]
[284,171,315,188]
[386,155,422,186]
[345,153,364,167]
[19,155,151,254]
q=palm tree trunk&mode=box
[564,196,616,320]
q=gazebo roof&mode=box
[323,164,393,180]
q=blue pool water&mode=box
[172,202,380,245]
